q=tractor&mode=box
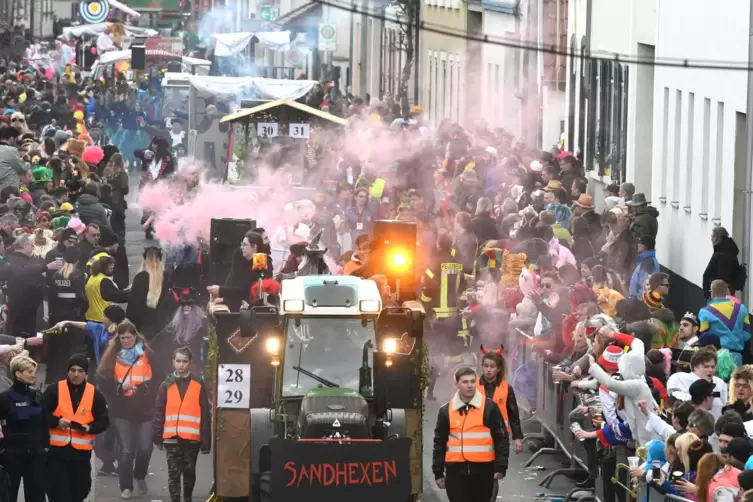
[211,275,426,502]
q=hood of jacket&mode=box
[644,439,667,470]
[617,334,646,381]
[635,249,656,263]
[77,193,99,206]
[714,236,740,256]
[636,205,660,218]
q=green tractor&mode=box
[211,276,426,502]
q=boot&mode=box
[575,476,595,489]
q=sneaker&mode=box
[120,490,132,499]
[136,479,148,495]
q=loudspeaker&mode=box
[167,60,182,73]
[131,45,146,70]
[209,218,255,287]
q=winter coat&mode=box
[703,237,741,296]
[699,298,751,366]
[650,308,679,349]
[604,228,636,279]
[107,170,130,215]
[629,250,660,298]
[588,333,656,445]
[0,143,27,192]
[0,251,47,337]
[471,213,500,245]
[77,193,112,230]
[630,206,660,241]
[453,231,479,274]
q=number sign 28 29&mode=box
[217,364,250,409]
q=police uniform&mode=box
[0,380,48,502]
[44,356,109,502]
[46,267,87,383]
[432,390,509,502]
[421,251,466,399]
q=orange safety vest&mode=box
[445,395,495,463]
[49,381,96,450]
[163,380,202,442]
[477,380,511,433]
[114,353,152,397]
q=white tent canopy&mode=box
[60,23,157,40]
[96,49,210,67]
[187,75,316,100]
[212,31,301,56]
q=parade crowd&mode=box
[1,21,753,502]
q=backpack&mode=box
[734,263,748,292]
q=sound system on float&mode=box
[131,45,146,70]
[166,60,182,72]
[209,218,256,287]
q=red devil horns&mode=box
[480,344,504,356]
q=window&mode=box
[673,90,682,202]
[428,54,434,122]
[449,60,454,123]
[701,98,711,214]
[685,93,695,207]
[442,58,448,119]
[434,53,440,122]
[661,88,669,197]
[715,103,725,218]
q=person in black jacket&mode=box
[45,227,79,264]
[432,366,508,502]
[0,355,48,502]
[44,354,110,502]
[1,233,62,338]
[46,246,88,383]
[471,197,500,246]
[77,183,112,231]
[206,231,271,311]
[703,226,742,297]
[96,322,162,499]
[127,247,175,340]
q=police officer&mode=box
[46,246,87,383]
[421,232,466,400]
[432,366,509,502]
[0,355,48,502]
[45,354,110,502]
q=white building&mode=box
[564,0,750,306]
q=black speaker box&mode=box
[166,60,182,72]
[209,218,255,287]
[131,45,146,70]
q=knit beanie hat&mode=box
[597,345,624,372]
[643,290,663,311]
[67,354,89,373]
[103,305,126,324]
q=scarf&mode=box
[117,342,144,366]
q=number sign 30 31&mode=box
[217,364,250,409]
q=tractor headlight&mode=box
[283,300,304,312]
[265,337,281,354]
[359,300,381,313]
[383,338,397,355]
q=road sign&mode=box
[260,5,280,22]
[318,23,336,51]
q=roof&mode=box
[220,98,348,125]
[279,275,381,316]
[275,1,321,26]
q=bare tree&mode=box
[392,0,418,116]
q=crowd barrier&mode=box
[505,326,694,502]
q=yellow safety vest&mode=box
[85,273,110,322]
[369,178,386,200]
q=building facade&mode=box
[564,0,750,309]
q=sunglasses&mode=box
[541,283,553,289]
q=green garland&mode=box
[410,340,429,502]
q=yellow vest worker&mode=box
[163,380,202,441]
[49,381,96,450]
[85,273,111,322]
[421,234,465,319]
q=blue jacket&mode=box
[699,298,751,365]
[629,250,660,298]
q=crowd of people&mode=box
[1,19,753,502]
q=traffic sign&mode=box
[79,0,109,24]
[318,23,336,51]
[260,5,280,22]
